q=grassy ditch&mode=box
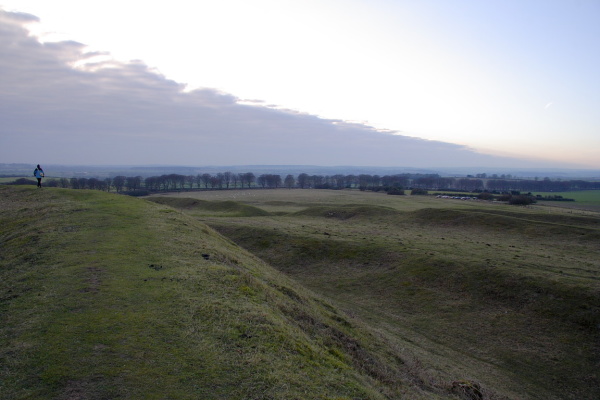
[149,189,600,400]
[1,186,467,399]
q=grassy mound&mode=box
[1,186,452,400]
[294,204,398,220]
[412,208,600,240]
[148,196,270,217]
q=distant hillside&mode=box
[1,186,458,399]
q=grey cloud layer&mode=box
[1,10,531,167]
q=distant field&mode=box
[532,190,600,213]
[534,190,600,204]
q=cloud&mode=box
[0,9,561,168]
[0,9,38,24]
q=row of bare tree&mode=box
[35,172,600,193]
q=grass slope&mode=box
[149,189,600,400]
[148,196,270,217]
[1,186,462,400]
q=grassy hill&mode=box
[1,186,465,400]
[147,189,600,400]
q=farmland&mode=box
[532,190,600,213]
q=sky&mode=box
[1,0,599,169]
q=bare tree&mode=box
[185,175,195,189]
[201,173,212,189]
[358,174,372,190]
[113,176,126,192]
[257,174,267,188]
[76,178,88,189]
[331,174,345,189]
[284,174,295,189]
[216,173,225,189]
[312,175,324,188]
[241,172,255,188]
[126,176,142,191]
[88,178,100,190]
[222,171,232,189]
[97,180,108,191]
[270,174,282,188]
[231,173,240,188]
[210,176,221,189]
[144,176,158,191]
[297,173,310,188]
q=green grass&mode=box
[4,185,599,399]
[149,189,600,400]
[533,190,600,205]
[2,186,458,399]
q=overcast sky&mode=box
[1,1,599,168]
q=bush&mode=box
[9,178,36,186]
[538,195,575,202]
[410,188,428,195]
[477,192,495,200]
[508,195,536,205]
[386,187,405,195]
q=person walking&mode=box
[33,164,44,188]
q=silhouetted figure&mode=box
[33,164,44,188]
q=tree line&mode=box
[9,172,600,193]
